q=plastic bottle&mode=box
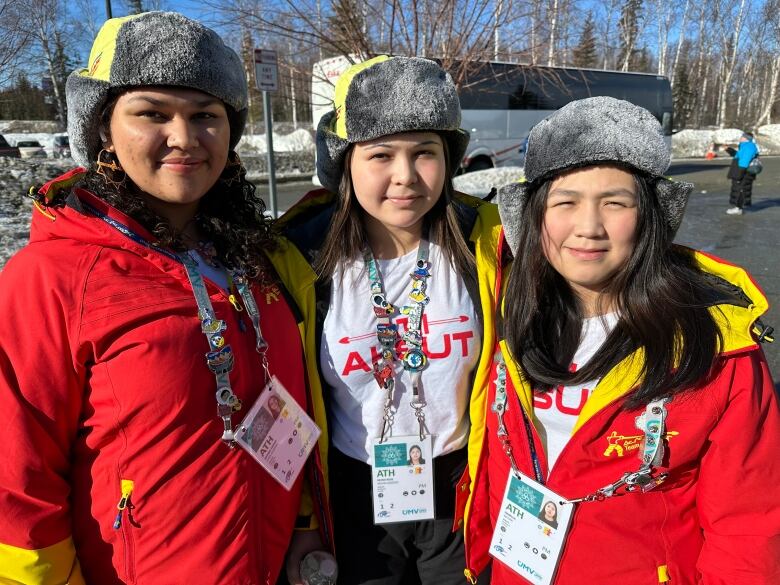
[300,550,338,585]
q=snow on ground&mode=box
[453,166,523,198]
[236,129,315,154]
[1,129,316,157]
[671,126,780,158]
[757,124,780,146]
[0,157,75,269]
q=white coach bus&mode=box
[311,56,673,176]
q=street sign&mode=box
[254,49,279,92]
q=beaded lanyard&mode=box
[363,240,432,442]
[491,351,669,501]
[82,202,270,448]
[180,252,270,447]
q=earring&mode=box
[95,149,127,189]
[219,151,245,187]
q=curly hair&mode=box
[76,156,276,281]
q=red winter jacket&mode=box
[0,171,315,585]
[462,245,780,585]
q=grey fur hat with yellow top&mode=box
[66,11,248,168]
[316,55,470,193]
[498,96,693,255]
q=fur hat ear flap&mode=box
[497,181,532,256]
[316,111,352,194]
[654,178,693,237]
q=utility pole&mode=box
[105,0,112,19]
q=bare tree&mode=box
[0,0,32,86]
[17,0,72,126]
[713,0,748,127]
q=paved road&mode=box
[259,157,780,387]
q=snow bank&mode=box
[237,129,314,154]
[453,166,523,198]
[3,133,66,149]
[672,126,780,158]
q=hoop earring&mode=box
[219,151,245,187]
[96,149,127,190]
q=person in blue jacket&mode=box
[725,131,759,215]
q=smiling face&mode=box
[409,446,422,463]
[103,87,231,228]
[350,131,446,241]
[542,165,639,313]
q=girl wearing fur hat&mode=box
[0,12,327,584]
[278,56,501,585]
[461,97,780,584]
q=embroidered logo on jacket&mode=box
[260,283,281,304]
[603,430,679,457]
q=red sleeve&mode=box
[696,350,780,584]
[0,246,89,575]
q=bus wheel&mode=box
[466,157,493,173]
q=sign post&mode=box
[254,49,279,217]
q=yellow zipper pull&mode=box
[226,273,244,312]
[463,568,478,584]
[228,293,244,312]
[657,564,670,583]
[113,479,135,530]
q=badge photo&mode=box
[235,376,321,491]
[489,472,573,585]
[371,435,435,524]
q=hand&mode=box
[286,529,324,585]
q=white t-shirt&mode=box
[533,313,619,469]
[321,243,481,463]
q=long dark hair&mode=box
[72,94,275,281]
[78,160,275,281]
[503,171,726,408]
[314,137,475,278]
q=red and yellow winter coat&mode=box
[0,170,327,585]
[462,239,780,584]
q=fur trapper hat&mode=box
[66,11,248,168]
[498,96,693,254]
[316,56,470,193]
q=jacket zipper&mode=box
[113,479,136,583]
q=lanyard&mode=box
[180,252,270,447]
[83,203,271,447]
[492,351,544,484]
[363,240,431,442]
[491,351,669,500]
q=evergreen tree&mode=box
[672,59,696,129]
[571,13,597,68]
[0,73,54,120]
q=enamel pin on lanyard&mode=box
[180,253,319,490]
[363,241,436,524]
[488,351,670,584]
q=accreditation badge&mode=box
[371,434,435,524]
[489,471,573,585]
[235,376,320,491]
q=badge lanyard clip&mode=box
[567,398,670,504]
[492,351,670,499]
[180,252,270,447]
[364,240,431,443]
